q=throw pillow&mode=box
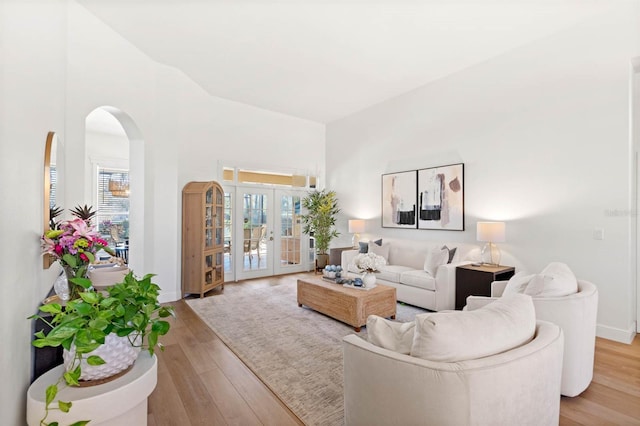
[441,245,457,264]
[423,247,448,276]
[359,238,383,254]
[366,315,416,355]
[502,271,535,295]
[368,241,389,261]
[410,293,536,362]
[524,262,578,297]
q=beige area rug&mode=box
[186,273,426,426]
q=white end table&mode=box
[27,352,157,426]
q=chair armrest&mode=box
[491,280,508,297]
[464,296,499,311]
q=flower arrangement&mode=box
[42,216,114,299]
[354,252,386,273]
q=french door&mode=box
[233,187,310,281]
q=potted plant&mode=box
[301,189,340,268]
[30,272,174,425]
[35,205,173,425]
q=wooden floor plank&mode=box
[160,343,227,425]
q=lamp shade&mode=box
[348,219,365,233]
[476,222,506,243]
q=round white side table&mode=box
[27,352,157,426]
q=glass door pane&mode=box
[273,190,309,275]
[236,188,273,279]
[223,192,233,280]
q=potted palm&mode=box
[301,189,340,268]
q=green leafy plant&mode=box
[300,189,340,255]
[30,272,174,425]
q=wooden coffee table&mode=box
[297,277,396,332]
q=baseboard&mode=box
[596,322,637,344]
[159,290,181,304]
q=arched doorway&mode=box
[85,106,145,273]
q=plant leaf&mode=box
[151,320,170,335]
[45,384,58,405]
[39,303,63,314]
[86,355,106,366]
[58,400,72,413]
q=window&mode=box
[222,166,317,188]
[97,168,130,248]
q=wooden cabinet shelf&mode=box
[182,181,225,298]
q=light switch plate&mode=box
[593,228,604,240]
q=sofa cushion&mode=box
[410,293,536,362]
[441,245,457,264]
[524,262,578,297]
[503,271,535,295]
[359,238,382,253]
[376,265,414,283]
[366,315,416,355]
[369,241,390,261]
[399,270,437,291]
[423,247,448,276]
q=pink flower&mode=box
[69,218,100,241]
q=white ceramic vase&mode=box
[362,271,377,288]
[63,333,141,382]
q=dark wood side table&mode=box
[455,264,515,310]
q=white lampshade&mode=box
[348,219,365,233]
[476,222,506,243]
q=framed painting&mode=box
[382,170,417,228]
[417,163,464,231]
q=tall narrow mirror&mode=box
[43,131,58,269]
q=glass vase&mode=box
[62,264,89,301]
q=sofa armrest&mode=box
[491,280,508,297]
[341,249,359,273]
[433,261,473,311]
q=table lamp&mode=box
[348,219,365,248]
[476,221,506,266]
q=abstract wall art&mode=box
[381,170,417,228]
[417,163,464,230]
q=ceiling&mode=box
[77,0,608,124]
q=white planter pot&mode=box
[63,333,141,382]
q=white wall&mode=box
[0,1,67,424]
[327,4,640,343]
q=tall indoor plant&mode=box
[301,189,340,268]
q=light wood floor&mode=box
[148,277,640,426]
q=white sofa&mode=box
[343,320,564,426]
[466,279,598,397]
[341,238,478,311]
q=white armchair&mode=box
[466,279,598,397]
[343,321,564,426]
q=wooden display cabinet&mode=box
[182,181,225,297]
